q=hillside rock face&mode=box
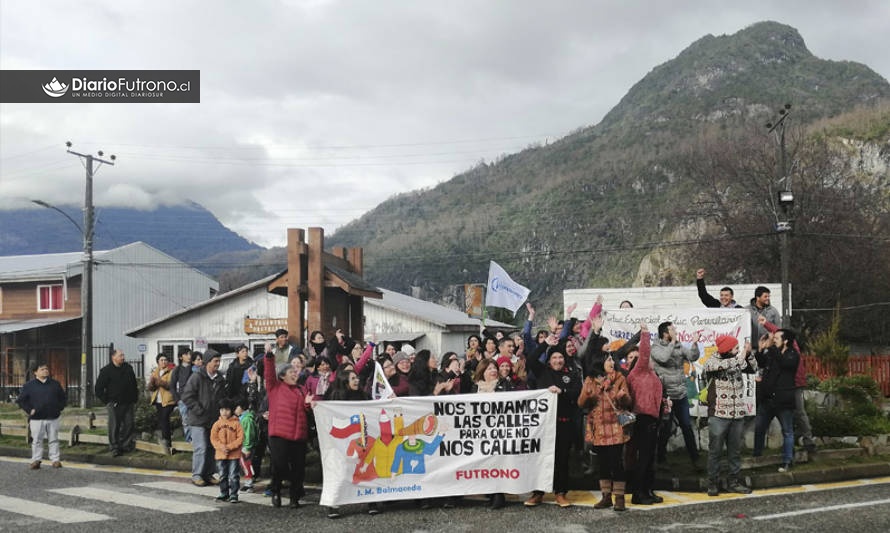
[327,21,890,319]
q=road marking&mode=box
[48,487,218,514]
[0,494,111,523]
[752,498,890,520]
[136,480,272,505]
[0,456,191,478]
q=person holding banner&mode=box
[652,322,702,469]
[578,345,633,511]
[524,336,582,508]
[264,355,314,509]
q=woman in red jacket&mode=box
[264,355,313,509]
[625,322,664,505]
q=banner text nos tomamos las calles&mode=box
[313,390,557,506]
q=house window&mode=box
[159,342,193,360]
[37,284,64,311]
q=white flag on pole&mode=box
[370,361,395,400]
[485,260,531,316]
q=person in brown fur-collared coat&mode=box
[578,351,632,512]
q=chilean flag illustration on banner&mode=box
[330,413,365,439]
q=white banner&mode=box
[313,390,557,506]
[602,308,755,414]
[485,260,531,316]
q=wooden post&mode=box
[287,228,305,348]
[307,227,325,337]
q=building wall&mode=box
[0,278,82,319]
[91,243,218,375]
[134,287,287,370]
[563,283,786,317]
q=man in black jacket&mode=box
[182,349,227,486]
[752,329,800,472]
[17,362,67,469]
[695,268,742,309]
[95,349,138,456]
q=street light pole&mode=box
[767,104,793,328]
[64,142,115,408]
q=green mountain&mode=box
[325,21,890,336]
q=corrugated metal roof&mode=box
[125,270,285,335]
[0,316,80,334]
[0,250,111,281]
[371,289,513,329]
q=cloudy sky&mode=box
[2,0,888,248]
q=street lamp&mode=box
[766,104,793,327]
[34,142,116,408]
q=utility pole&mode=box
[767,104,793,328]
[65,142,116,408]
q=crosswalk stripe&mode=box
[0,494,112,523]
[136,481,272,505]
[48,487,218,514]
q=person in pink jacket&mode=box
[626,322,664,505]
[264,354,314,509]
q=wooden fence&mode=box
[801,354,890,397]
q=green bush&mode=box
[809,374,889,436]
[134,379,156,435]
[809,305,850,377]
[818,375,882,414]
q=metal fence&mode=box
[801,354,890,396]
[0,343,142,407]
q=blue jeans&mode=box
[657,396,700,462]
[177,401,192,443]
[754,404,794,464]
[190,426,214,480]
[217,459,240,497]
[708,417,745,484]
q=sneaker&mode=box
[229,496,239,503]
[215,493,228,501]
[263,488,273,497]
[240,485,253,493]
[192,477,207,487]
[29,461,41,470]
[778,463,792,473]
[209,474,221,485]
[707,484,719,497]
[524,492,543,507]
[727,481,752,494]
[327,507,341,519]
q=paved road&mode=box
[2,456,889,532]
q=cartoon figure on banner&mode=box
[365,409,405,478]
[391,414,448,476]
[329,413,378,484]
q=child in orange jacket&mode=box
[210,398,244,502]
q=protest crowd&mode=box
[18,268,811,518]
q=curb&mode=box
[7,443,890,492]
